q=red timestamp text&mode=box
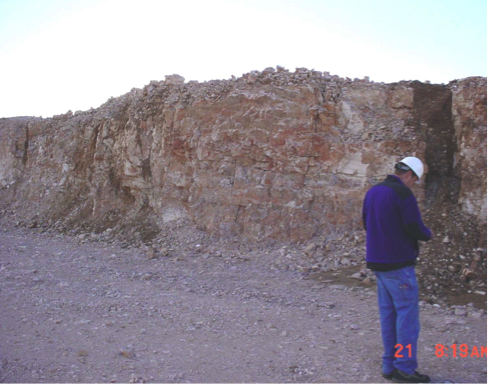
[435,344,487,358]
[395,344,413,358]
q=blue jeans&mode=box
[374,266,419,375]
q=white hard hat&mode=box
[396,157,424,180]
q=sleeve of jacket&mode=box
[400,194,432,241]
[362,197,367,231]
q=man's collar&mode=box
[386,174,405,185]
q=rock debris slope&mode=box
[0,67,486,301]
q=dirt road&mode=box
[0,226,486,383]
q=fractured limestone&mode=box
[0,68,485,246]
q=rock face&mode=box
[451,78,487,224]
[0,69,486,252]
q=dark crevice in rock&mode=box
[410,82,459,208]
[22,126,29,167]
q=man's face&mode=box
[404,171,418,188]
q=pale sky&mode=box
[0,0,486,118]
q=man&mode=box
[362,157,433,383]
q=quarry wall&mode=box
[0,68,486,248]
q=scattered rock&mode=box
[448,264,461,272]
[119,350,135,359]
[129,374,145,383]
[454,308,467,316]
[349,272,362,280]
[362,277,373,285]
[329,284,346,290]
[461,268,477,280]
[146,248,157,260]
[304,243,316,257]
[164,74,185,84]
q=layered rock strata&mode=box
[0,69,485,252]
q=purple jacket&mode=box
[362,175,432,271]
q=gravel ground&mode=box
[0,226,486,383]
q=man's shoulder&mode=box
[370,178,412,200]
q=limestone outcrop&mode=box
[0,69,485,252]
[451,78,487,224]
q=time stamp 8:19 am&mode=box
[395,344,487,358]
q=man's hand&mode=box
[429,229,435,238]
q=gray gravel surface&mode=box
[0,227,486,383]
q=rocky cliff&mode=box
[0,68,486,296]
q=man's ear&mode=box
[409,171,419,183]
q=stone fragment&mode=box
[165,74,185,84]
[350,272,362,280]
[141,273,153,281]
[329,284,346,290]
[445,318,466,325]
[129,374,145,383]
[448,264,461,272]
[304,243,316,257]
[326,243,336,252]
[146,248,157,260]
[454,308,467,316]
[266,323,277,331]
[461,268,477,280]
[119,350,135,359]
[340,257,350,265]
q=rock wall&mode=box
[451,78,487,224]
[0,68,486,249]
